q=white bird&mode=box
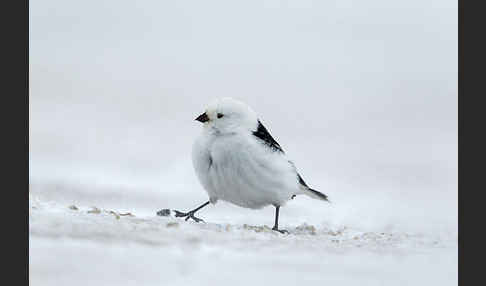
[174,97,329,233]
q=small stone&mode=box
[108,210,120,220]
[68,205,78,210]
[119,212,134,217]
[87,207,101,214]
[157,209,171,217]
[166,222,179,228]
[308,225,316,234]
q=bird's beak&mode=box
[195,112,209,123]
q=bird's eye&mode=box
[217,113,224,118]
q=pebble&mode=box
[157,209,171,217]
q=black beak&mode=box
[195,112,209,123]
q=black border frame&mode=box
[2,0,29,284]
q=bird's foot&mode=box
[174,210,205,223]
[272,226,289,234]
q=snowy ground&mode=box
[29,183,457,286]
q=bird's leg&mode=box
[272,206,289,234]
[174,201,210,223]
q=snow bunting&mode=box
[175,97,329,233]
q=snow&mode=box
[29,116,457,286]
[29,190,457,286]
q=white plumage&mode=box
[177,97,328,232]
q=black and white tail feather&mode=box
[297,172,329,202]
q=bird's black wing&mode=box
[252,120,284,153]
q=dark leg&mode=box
[174,201,210,223]
[272,206,289,234]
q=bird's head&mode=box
[195,97,258,135]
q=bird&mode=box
[174,97,329,233]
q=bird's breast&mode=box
[202,134,298,209]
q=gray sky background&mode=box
[29,0,457,231]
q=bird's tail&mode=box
[303,187,330,202]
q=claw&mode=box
[189,215,204,223]
[174,210,186,217]
[272,227,289,234]
[174,210,205,223]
